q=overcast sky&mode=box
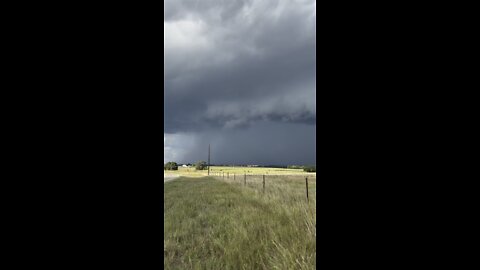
[164,0,316,165]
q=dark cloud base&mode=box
[168,121,316,166]
[164,0,316,165]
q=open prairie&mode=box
[164,175,316,269]
[168,166,316,178]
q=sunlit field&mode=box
[165,166,316,178]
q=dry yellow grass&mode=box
[165,166,316,178]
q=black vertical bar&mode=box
[208,144,210,176]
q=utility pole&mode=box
[208,144,210,176]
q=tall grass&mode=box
[164,176,316,269]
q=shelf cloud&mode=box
[164,0,316,165]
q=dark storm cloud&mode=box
[164,0,316,164]
[175,121,316,165]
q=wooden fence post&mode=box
[305,177,309,202]
[263,175,265,193]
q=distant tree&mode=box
[164,162,178,171]
[195,161,207,170]
[303,166,316,172]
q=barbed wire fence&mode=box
[210,170,316,203]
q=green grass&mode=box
[164,176,316,269]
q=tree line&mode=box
[288,165,316,172]
[164,161,208,171]
[164,162,315,172]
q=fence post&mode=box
[305,177,309,202]
[244,173,246,186]
[263,175,265,193]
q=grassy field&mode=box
[167,166,316,178]
[164,176,316,269]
